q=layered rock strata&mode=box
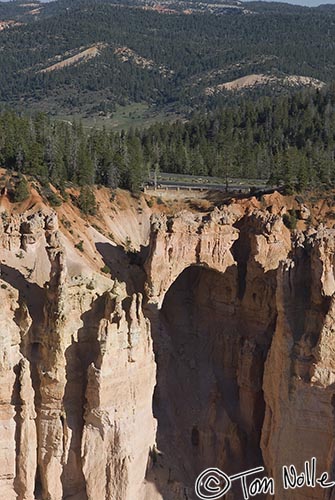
[0,200,335,499]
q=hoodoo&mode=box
[1,187,335,499]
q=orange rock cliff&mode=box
[1,186,335,500]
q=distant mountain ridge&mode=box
[0,0,335,117]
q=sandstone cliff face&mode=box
[1,193,335,500]
[0,208,156,500]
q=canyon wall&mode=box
[1,193,335,499]
[0,209,156,500]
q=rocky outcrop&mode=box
[144,207,335,500]
[1,195,335,499]
[144,207,242,305]
[0,209,156,500]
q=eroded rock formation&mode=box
[1,193,335,499]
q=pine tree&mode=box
[13,175,30,202]
[78,186,97,215]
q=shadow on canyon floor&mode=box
[95,241,149,295]
[61,293,110,499]
[145,263,277,500]
[1,264,46,328]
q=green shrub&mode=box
[61,218,72,229]
[1,211,8,224]
[91,223,102,232]
[47,191,62,207]
[110,191,116,202]
[59,183,69,201]
[100,264,110,274]
[295,195,304,204]
[283,210,297,230]
[75,240,84,252]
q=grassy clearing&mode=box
[55,103,181,131]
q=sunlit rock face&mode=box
[1,198,335,500]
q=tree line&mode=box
[1,85,335,195]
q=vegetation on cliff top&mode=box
[1,84,335,193]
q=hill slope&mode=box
[0,0,335,118]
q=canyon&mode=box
[1,185,335,500]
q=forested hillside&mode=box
[0,0,334,117]
[2,85,335,196]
